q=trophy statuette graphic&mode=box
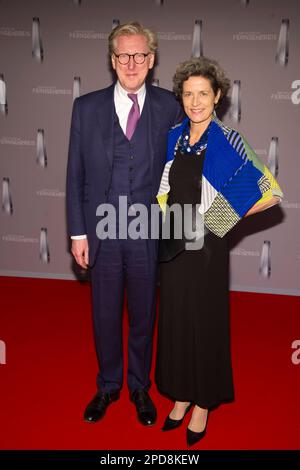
[191,20,203,58]
[32,17,44,62]
[2,178,13,215]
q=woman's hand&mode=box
[244,196,280,217]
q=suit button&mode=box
[129,166,133,171]
[130,156,134,160]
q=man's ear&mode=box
[111,54,116,70]
[148,53,155,70]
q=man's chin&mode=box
[124,83,142,93]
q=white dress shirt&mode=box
[114,80,146,135]
[71,81,146,240]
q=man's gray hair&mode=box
[108,21,158,55]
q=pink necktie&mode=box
[126,93,140,140]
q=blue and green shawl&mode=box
[157,114,283,237]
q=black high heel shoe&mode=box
[186,411,209,446]
[162,403,192,432]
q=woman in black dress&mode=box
[155,57,282,447]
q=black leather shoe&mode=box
[162,403,192,431]
[84,390,120,423]
[130,389,157,426]
[186,412,209,446]
[186,427,206,446]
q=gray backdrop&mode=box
[0,0,299,295]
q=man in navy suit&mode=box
[66,21,183,426]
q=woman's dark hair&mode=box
[173,57,231,106]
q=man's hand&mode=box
[71,239,89,269]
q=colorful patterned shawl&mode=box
[157,114,283,237]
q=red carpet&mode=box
[0,276,299,450]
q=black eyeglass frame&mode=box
[113,52,151,65]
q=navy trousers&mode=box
[90,235,158,393]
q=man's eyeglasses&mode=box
[114,52,151,65]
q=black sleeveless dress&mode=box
[155,148,234,409]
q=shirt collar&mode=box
[115,81,146,101]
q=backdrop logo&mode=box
[271,90,293,101]
[36,189,65,198]
[69,30,109,40]
[233,32,276,41]
[0,340,6,365]
[0,136,35,146]
[231,248,260,257]
[254,149,267,156]
[281,201,300,209]
[157,32,192,41]
[2,234,38,243]
[291,340,300,365]
[0,27,30,37]
[291,80,300,104]
[32,86,72,95]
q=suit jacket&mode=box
[66,82,183,266]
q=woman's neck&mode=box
[189,119,211,146]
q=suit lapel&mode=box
[96,84,115,167]
[146,83,163,167]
